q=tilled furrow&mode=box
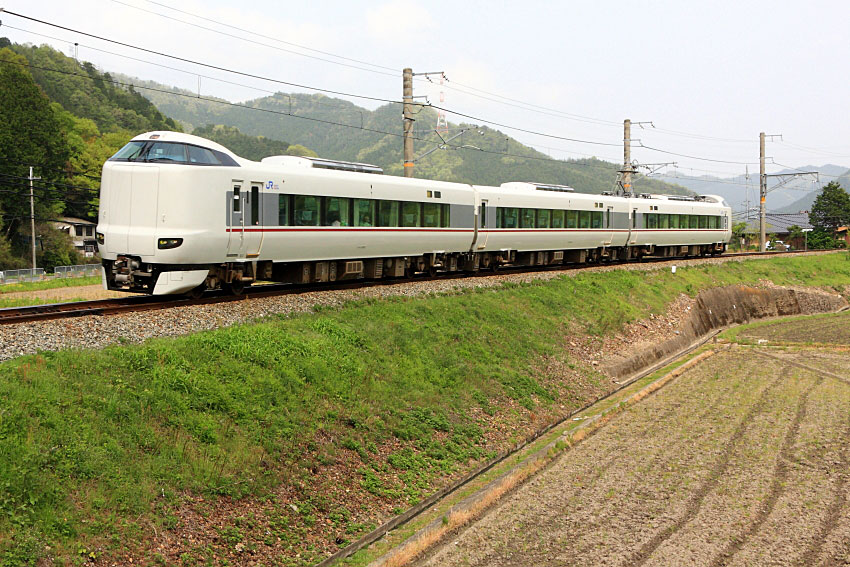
[708,369,823,567]
[624,365,790,567]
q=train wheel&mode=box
[224,280,246,296]
[186,284,206,300]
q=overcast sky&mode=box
[3,0,850,179]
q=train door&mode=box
[627,207,638,245]
[227,182,244,257]
[604,205,615,246]
[477,199,490,249]
[243,183,264,257]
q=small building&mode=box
[52,217,98,258]
[742,212,813,249]
[837,227,850,247]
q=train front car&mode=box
[96,131,243,295]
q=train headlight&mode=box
[157,238,183,250]
[96,232,104,245]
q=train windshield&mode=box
[111,141,146,161]
[108,141,239,166]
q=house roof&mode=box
[743,212,812,234]
[54,216,96,226]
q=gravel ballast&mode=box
[0,252,835,362]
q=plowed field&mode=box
[417,329,850,566]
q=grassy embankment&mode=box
[0,276,102,308]
[0,253,848,565]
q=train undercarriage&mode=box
[104,242,726,297]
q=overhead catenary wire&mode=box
[127,0,760,146]
[0,10,630,149]
[0,57,633,175]
[0,8,408,106]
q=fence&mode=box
[0,264,100,285]
[0,268,46,284]
[53,264,102,279]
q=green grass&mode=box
[0,296,90,309]
[0,253,848,564]
[0,275,101,294]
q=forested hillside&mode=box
[0,41,311,270]
[192,124,317,161]
[125,77,690,196]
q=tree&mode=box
[730,221,748,250]
[0,48,70,242]
[809,181,850,235]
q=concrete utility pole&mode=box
[28,166,39,270]
[402,67,414,178]
[759,132,766,252]
[623,119,632,193]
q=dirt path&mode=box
[0,284,122,302]
[415,348,850,567]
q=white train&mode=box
[96,131,732,295]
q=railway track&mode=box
[0,250,821,325]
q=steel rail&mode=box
[0,250,823,325]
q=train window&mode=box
[233,186,241,212]
[251,185,260,226]
[354,199,375,227]
[566,210,578,228]
[147,142,187,163]
[689,215,698,229]
[591,211,603,229]
[294,195,320,226]
[699,215,708,229]
[423,203,441,227]
[109,141,146,161]
[578,211,590,229]
[645,213,657,229]
[441,204,450,227]
[659,214,669,229]
[187,145,221,165]
[378,201,399,227]
[669,214,679,229]
[278,195,290,226]
[551,210,565,228]
[498,208,519,229]
[402,202,421,227]
[521,209,535,229]
[324,197,351,226]
[536,209,551,229]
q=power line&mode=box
[138,0,399,74]
[638,143,762,165]
[1,11,628,149]
[111,0,399,78]
[0,57,629,175]
[0,8,407,106]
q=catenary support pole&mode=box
[403,67,414,178]
[29,166,37,270]
[759,132,766,252]
[623,119,632,193]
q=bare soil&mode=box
[0,283,122,302]
[738,311,850,345]
[416,344,850,567]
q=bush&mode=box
[807,229,847,250]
